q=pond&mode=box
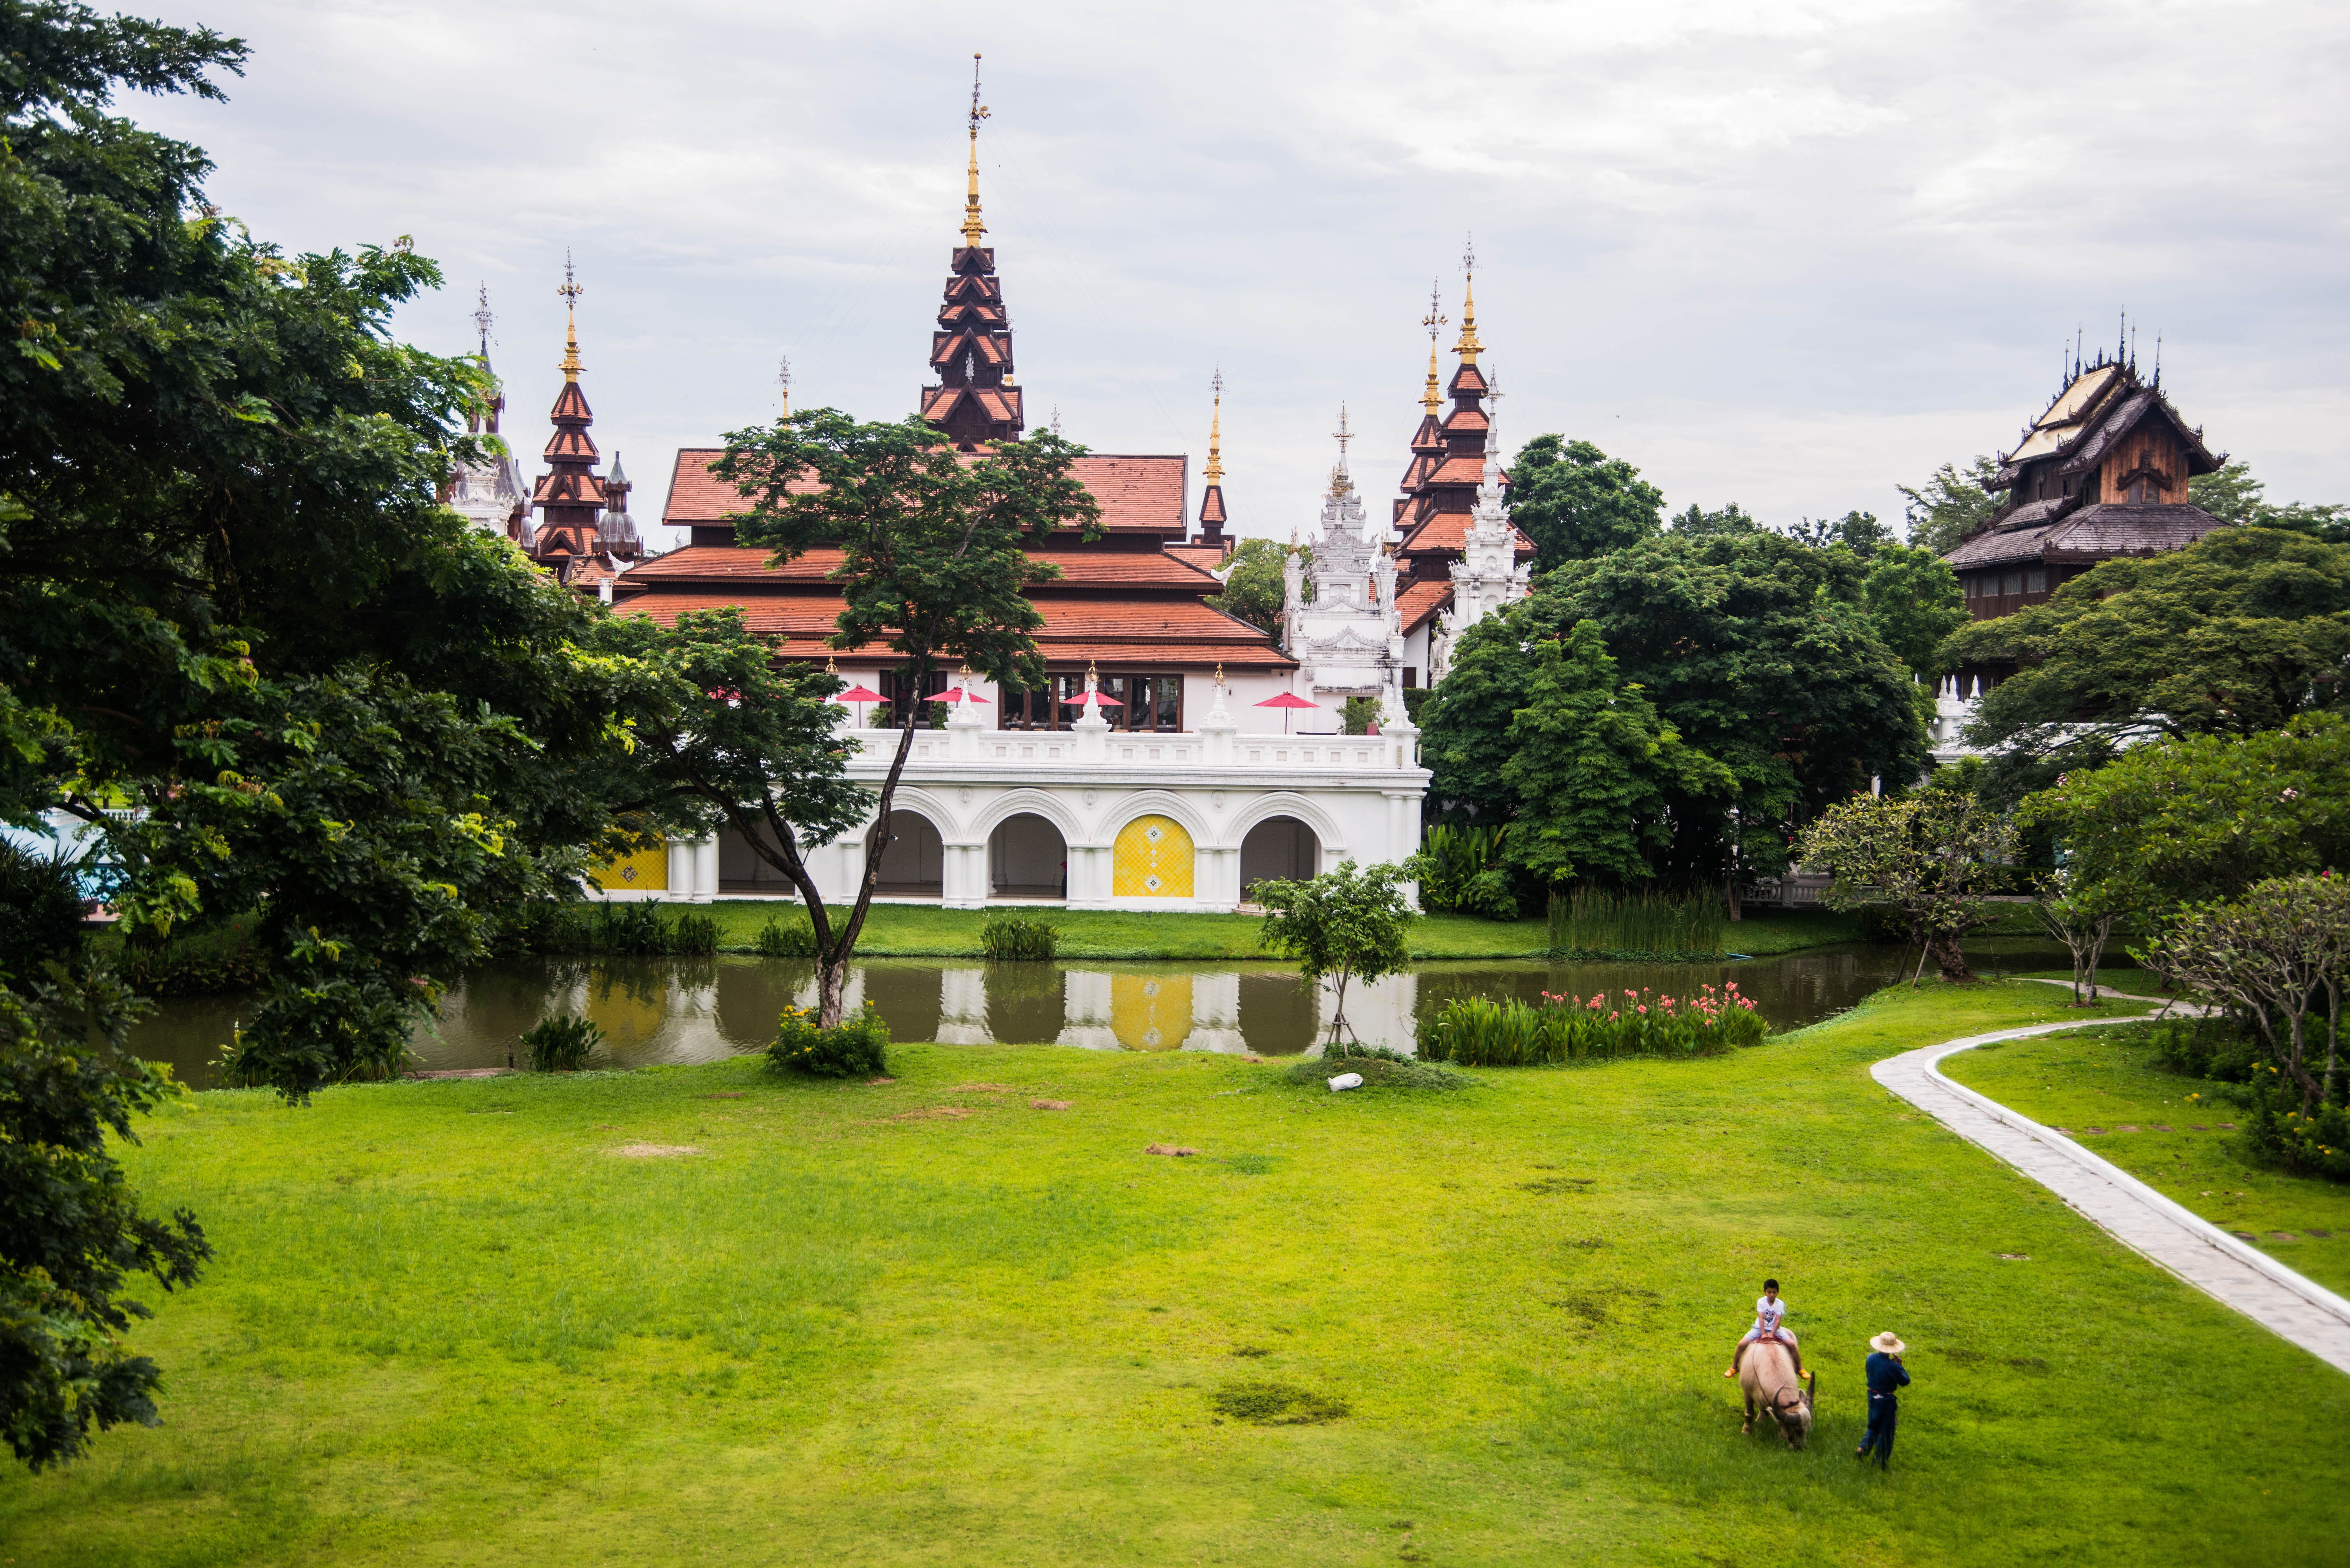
[132,938,2081,1087]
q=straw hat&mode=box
[1869,1331,1906,1355]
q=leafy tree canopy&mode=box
[2190,458,2348,544]
[2018,711,2350,912]
[1941,527,2350,767]
[1499,621,1732,888]
[1668,501,1764,538]
[1506,435,1664,569]
[1,964,209,1471]
[1787,510,1895,559]
[1419,531,1929,891]
[1898,456,2001,555]
[1798,787,2019,982]
[1205,536,1301,633]
[1254,859,1416,1048]
[1860,544,1966,677]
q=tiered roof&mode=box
[529,290,609,561]
[1943,354,2228,574]
[1392,265,1532,578]
[918,67,1023,450]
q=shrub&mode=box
[1417,825,1519,920]
[0,842,86,972]
[755,911,819,956]
[522,1014,605,1072]
[1282,1047,1471,1092]
[110,917,272,996]
[980,914,1059,961]
[769,1002,890,1078]
[510,901,720,957]
[1420,983,1766,1067]
[1547,887,1724,958]
[2150,1013,2267,1084]
[2238,1071,2350,1181]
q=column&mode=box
[693,838,719,904]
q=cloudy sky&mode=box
[138,0,2348,547]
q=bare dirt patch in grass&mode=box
[1145,1143,1200,1157]
[892,1107,975,1122]
[610,1143,703,1159]
[1032,1099,1072,1111]
[954,1084,1014,1093]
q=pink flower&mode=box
[1637,1005,1648,1015]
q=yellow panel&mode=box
[1112,814,1193,898]
[1110,973,1192,1051]
[592,839,668,893]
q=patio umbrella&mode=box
[1254,691,1319,735]
[933,688,990,703]
[831,681,885,726]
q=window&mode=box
[2001,571,2023,596]
[2026,569,2047,593]
[998,672,1184,732]
[874,669,951,729]
[1403,668,1418,688]
[2127,475,2164,504]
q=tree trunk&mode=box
[1726,875,1743,924]
[2325,981,2341,1106]
[1928,932,1974,983]
[1325,970,1353,1049]
[815,954,849,1031]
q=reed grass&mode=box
[1419,983,1766,1066]
[1548,887,1727,959]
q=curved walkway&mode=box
[1872,1002,2350,1376]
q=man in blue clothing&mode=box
[1857,1330,1908,1467]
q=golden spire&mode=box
[961,53,990,247]
[557,250,584,382]
[1420,278,1447,411]
[1453,235,1482,365]
[1204,366,1225,483]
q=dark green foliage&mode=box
[108,918,268,996]
[1210,1380,1349,1424]
[0,964,209,1470]
[1898,457,2003,555]
[1506,435,1664,569]
[754,911,819,957]
[0,842,84,973]
[1787,510,1895,558]
[522,902,717,958]
[521,1015,603,1073]
[1861,544,1967,677]
[979,915,1059,962]
[1,6,654,1102]
[2238,1075,2350,1181]
[1204,538,1302,632]
[1418,985,1766,1067]
[2150,1013,2266,1085]
[1416,825,1517,920]
[1500,621,1732,889]
[1942,528,2350,766]
[1669,502,1764,537]
[2020,713,2350,911]
[769,1002,890,1079]
[1341,696,1380,736]
[1547,887,1725,959]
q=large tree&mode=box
[1940,527,2350,771]
[1418,531,1929,900]
[1500,621,1731,888]
[2191,458,2348,544]
[1205,536,1301,633]
[1,0,639,1100]
[703,411,1099,1024]
[1506,435,1665,569]
[1860,543,1966,677]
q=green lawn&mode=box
[12,982,2344,1566]
[703,900,1866,959]
[1944,1021,2350,1296]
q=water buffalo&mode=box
[1738,1339,1815,1449]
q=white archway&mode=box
[1221,790,1350,859]
[988,813,1069,899]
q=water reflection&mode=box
[134,939,2078,1086]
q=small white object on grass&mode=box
[1328,1072,1364,1092]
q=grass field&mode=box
[11,982,2344,1566]
[703,900,1870,959]
[1945,1021,2350,1296]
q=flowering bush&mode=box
[767,1002,890,1078]
[1419,982,1766,1067]
[2238,1070,2350,1181]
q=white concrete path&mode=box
[1872,1001,2350,1376]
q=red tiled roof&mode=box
[1418,456,1490,488]
[659,449,1185,535]
[616,542,1222,591]
[1443,408,1490,433]
[1164,542,1228,573]
[1392,578,1452,634]
[1401,512,1535,559]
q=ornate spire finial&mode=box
[1204,366,1225,483]
[961,53,990,247]
[778,353,792,417]
[1327,403,1356,497]
[1421,279,1448,411]
[557,250,584,382]
[473,283,494,357]
[1051,404,1062,437]
[1454,235,1482,365]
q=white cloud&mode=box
[132,0,2349,544]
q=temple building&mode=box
[1927,345,2229,762]
[598,85,1429,911]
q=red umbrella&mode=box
[1063,690,1123,708]
[1255,691,1319,735]
[833,684,885,703]
[934,687,990,703]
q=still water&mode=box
[135,939,2075,1086]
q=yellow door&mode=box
[1112,814,1193,898]
[593,839,669,893]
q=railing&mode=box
[843,727,1414,773]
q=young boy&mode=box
[1723,1278,1802,1378]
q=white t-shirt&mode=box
[1754,1295,1787,1334]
